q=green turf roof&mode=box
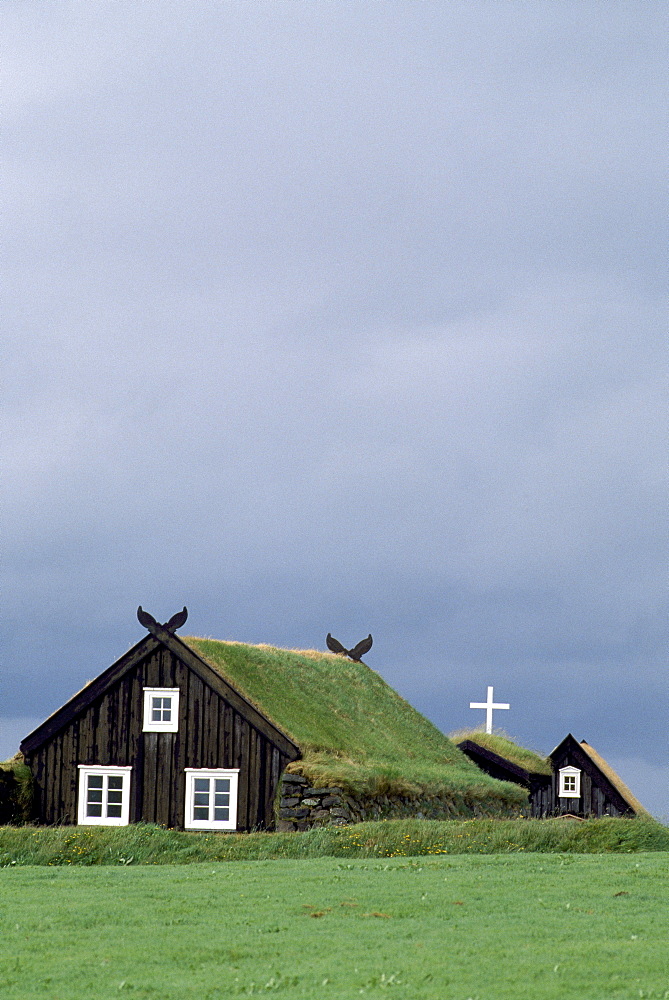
[184,638,526,807]
[451,730,552,776]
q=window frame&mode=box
[558,766,581,798]
[184,768,240,831]
[142,687,180,733]
[77,765,132,826]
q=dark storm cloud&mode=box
[2,3,666,814]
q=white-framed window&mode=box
[558,766,581,798]
[77,765,132,826]
[184,769,240,830]
[143,687,180,732]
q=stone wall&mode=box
[276,773,519,831]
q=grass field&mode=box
[1,854,667,999]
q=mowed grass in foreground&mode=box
[1,854,667,1000]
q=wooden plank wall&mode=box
[26,646,292,830]
[529,780,552,817]
[550,749,627,818]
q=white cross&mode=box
[469,686,510,734]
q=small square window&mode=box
[184,769,239,830]
[143,688,180,732]
[77,766,131,826]
[151,697,172,723]
[559,766,581,798]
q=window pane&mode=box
[186,772,235,828]
[162,705,171,721]
[81,771,128,823]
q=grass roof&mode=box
[450,729,552,776]
[578,741,648,816]
[184,638,525,809]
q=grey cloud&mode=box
[3,3,665,815]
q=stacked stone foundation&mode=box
[276,773,519,831]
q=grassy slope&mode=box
[449,729,552,775]
[1,855,668,999]
[186,639,525,806]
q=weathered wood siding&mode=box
[528,777,552,818]
[550,744,630,818]
[25,644,292,830]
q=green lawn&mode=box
[1,854,667,999]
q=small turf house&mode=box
[21,610,525,831]
[457,733,647,819]
[548,733,647,819]
[21,612,300,831]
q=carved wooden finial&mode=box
[137,606,158,630]
[137,606,188,633]
[163,607,188,632]
[325,632,373,661]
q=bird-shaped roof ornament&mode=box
[137,606,188,633]
[326,632,373,662]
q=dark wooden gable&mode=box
[21,625,300,830]
[549,733,637,818]
[457,739,551,818]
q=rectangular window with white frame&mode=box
[558,766,581,798]
[184,769,239,830]
[143,687,180,732]
[77,765,132,826]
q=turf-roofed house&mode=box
[20,608,525,831]
[456,731,648,819]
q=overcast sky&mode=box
[3,2,666,818]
